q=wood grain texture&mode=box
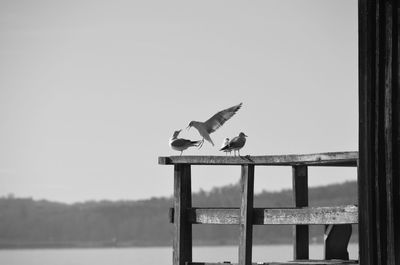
[159,152,358,166]
[260,206,358,225]
[173,164,192,265]
[187,260,358,265]
[358,0,376,258]
[358,0,400,264]
[169,206,358,225]
[293,166,309,260]
[188,208,239,225]
[239,165,254,265]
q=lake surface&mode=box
[0,244,358,265]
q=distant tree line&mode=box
[0,181,357,248]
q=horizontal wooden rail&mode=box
[188,260,358,265]
[159,151,358,166]
[169,205,358,225]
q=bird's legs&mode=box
[180,151,183,156]
[198,139,204,149]
[238,149,241,157]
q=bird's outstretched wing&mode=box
[204,103,242,133]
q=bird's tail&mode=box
[191,140,202,147]
[220,145,230,151]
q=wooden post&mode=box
[173,164,192,265]
[358,0,400,264]
[292,165,309,260]
[239,165,254,265]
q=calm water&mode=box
[0,244,358,265]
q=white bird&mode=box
[220,138,231,156]
[187,103,242,148]
[169,130,201,156]
[220,132,247,156]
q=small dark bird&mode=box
[220,132,248,156]
[169,130,201,156]
[220,137,231,156]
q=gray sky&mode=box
[0,0,358,203]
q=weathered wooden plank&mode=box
[260,206,358,225]
[293,165,309,260]
[177,206,358,225]
[174,164,192,265]
[158,152,358,166]
[188,208,239,224]
[239,165,254,265]
[187,260,358,265]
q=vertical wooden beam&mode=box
[292,165,309,260]
[173,164,192,265]
[393,1,400,262]
[359,0,400,264]
[239,165,254,265]
[383,2,399,264]
[358,0,376,262]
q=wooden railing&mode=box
[159,151,359,265]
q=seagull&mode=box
[220,132,247,156]
[220,138,231,156]
[169,130,201,156]
[187,103,242,148]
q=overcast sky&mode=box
[0,0,358,203]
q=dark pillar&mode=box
[292,165,309,260]
[173,164,192,265]
[358,0,400,264]
[239,165,254,265]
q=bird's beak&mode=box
[245,134,248,137]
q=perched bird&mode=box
[220,138,231,156]
[220,132,248,157]
[187,103,242,148]
[169,130,201,156]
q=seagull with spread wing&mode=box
[186,103,242,148]
[169,130,201,156]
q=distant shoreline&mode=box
[0,181,358,250]
[0,238,358,250]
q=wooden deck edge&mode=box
[158,151,358,166]
[187,260,359,265]
[169,205,358,225]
